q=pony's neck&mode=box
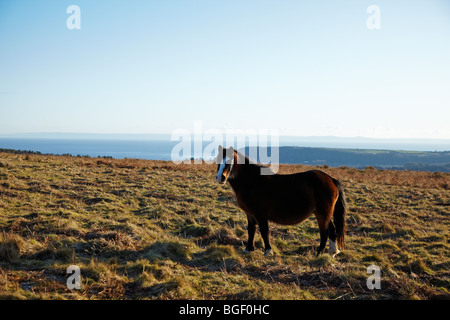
[227,152,263,190]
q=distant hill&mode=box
[244,146,450,172]
[2,145,450,172]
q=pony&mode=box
[215,145,346,257]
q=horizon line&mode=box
[1,132,450,142]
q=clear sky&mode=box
[1,0,450,139]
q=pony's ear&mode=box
[218,145,223,152]
[224,146,235,159]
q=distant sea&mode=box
[1,136,449,161]
[0,138,178,161]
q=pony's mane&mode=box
[235,149,267,167]
[233,149,275,176]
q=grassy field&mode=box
[0,152,449,300]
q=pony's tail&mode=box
[332,178,346,249]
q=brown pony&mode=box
[215,145,346,257]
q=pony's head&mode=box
[215,145,236,184]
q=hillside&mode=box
[0,152,449,300]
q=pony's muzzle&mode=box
[216,174,226,184]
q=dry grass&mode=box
[0,152,449,300]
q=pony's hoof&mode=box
[330,249,341,258]
[243,248,252,254]
[263,249,273,256]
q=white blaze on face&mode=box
[216,156,233,183]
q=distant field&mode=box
[0,152,449,299]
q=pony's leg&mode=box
[317,226,329,256]
[315,201,335,256]
[327,221,340,257]
[257,217,272,256]
[316,211,331,256]
[244,215,257,253]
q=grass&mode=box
[0,152,449,300]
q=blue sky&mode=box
[1,0,449,138]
